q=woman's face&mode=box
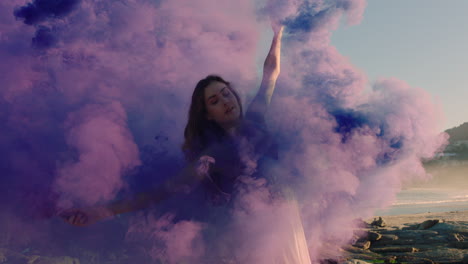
[204,81,241,129]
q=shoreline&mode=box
[375,187,468,217]
[370,209,468,227]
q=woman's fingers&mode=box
[59,209,89,226]
[59,206,113,226]
[270,19,284,36]
[66,214,75,224]
[75,212,88,225]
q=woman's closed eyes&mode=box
[209,88,231,105]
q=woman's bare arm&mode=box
[60,159,210,226]
[109,155,217,216]
[107,163,203,215]
[246,24,284,119]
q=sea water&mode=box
[376,188,468,216]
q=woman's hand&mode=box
[271,20,284,38]
[195,155,216,179]
[58,206,114,227]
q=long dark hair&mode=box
[182,75,243,161]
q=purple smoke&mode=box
[0,0,447,263]
[14,0,81,25]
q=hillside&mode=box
[445,122,468,143]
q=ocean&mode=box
[376,188,468,216]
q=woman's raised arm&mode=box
[246,23,284,120]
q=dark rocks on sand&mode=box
[353,240,371,250]
[403,219,441,230]
[345,219,468,264]
[452,233,465,242]
[367,231,382,241]
[388,230,438,240]
[462,254,468,264]
[448,241,468,249]
[379,234,398,241]
[418,219,441,230]
[371,217,386,227]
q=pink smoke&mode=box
[55,102,140,208]
[126,213,205,263]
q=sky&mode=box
[331,0,468,130]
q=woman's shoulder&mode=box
[240,115,278,160]
[244,109,266,128]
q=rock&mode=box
[371,247,419,253]
[371,238,415,247]
[367,231,382,241]
[448,241,468,249]
[387,230,438,240]
[401,220,441,230]
[418,219,440,230]
[379,234,398,241]
[371,217,386,227]
[425,221,468,234]
[368,234,402,248]
[452,233,465,242]
[353,241,371,250]
[462,254,468,264]
[341,245,368,254]
[348,216,468,264]
[319,259,339,264]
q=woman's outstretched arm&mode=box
[60,157,213,226]
[246,23,284,120]
[107,156,214,216]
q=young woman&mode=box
[61,24,311,263]
[61,24,283,226]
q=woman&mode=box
[61,23,283,226]
[61,24,311,263]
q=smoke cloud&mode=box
[0,0,446,263]
[14,0,81,25]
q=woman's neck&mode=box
[221,121,240,137]
[225,126,237,137]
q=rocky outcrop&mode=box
[402,219,442,230]
[343,218,468,264]
[370,217,386,227]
